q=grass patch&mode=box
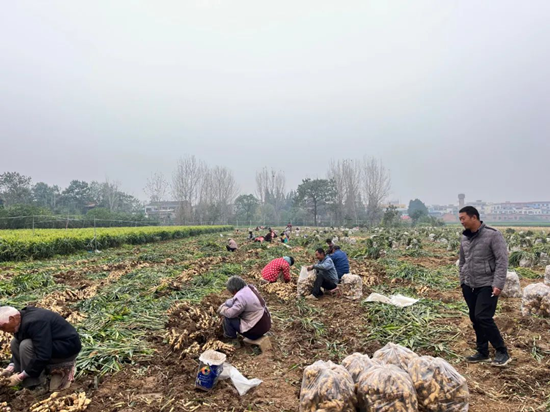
[515,267,543,279]
[362,299,461,357]
[380,258,457,290]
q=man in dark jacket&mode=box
[325,239,336,255]
[0,306,82,389]
[459,206,510,367]
[330,246,350,281]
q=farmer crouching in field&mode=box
[264,228,276,243]
[0,306,82,390]
[218,276,271,341]
[325,238,336,255]
[226,238,238,252]
[459,206,511,367]
[306,248,340,300]
[260,256,295,283]
[329,245,350,282]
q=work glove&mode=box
[8,373,23,387]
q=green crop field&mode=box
[0,225,549,411]
[0,226,232,261]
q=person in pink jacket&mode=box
[218,276,271,340]
[226,238,238,252]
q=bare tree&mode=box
[196,168,214,224]
[255,168,269,204]
[342,159,362,224]
[103,179,121,212]
[361,157,391,226]
[255,168,286,223]
[171,156,206,222]
[256,168,285,203]
[211,166,239,223]
[328,159,362,225]
[144,172,168,204]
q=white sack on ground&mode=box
[501,271,522,298]
[365,293,419,308]
[219,362,262,396]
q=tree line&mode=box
[1,156,441,229]
[143,155,393,227]
[0,172,148,229]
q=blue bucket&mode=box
[195,350,226,391]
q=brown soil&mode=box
[2,237,550,411]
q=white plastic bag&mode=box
[364,293,419,308]
[340,274,363,301]
[521,283,550,317]
[407,356,469,412]
[298,266,310,282]
[501,271,522,298]
[341,353,381,383]
[364,293,391,305]
[297,266,316,297]
[545,265,550,286]
[300,360,356,412]
[219,362,262,396]
[373,342,419,370]
[356,363,418,411]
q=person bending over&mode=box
[0,306,81,390]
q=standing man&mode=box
[306,248,339,299]
[459,206,510,367]
[261,256,295,283]
[330,245,350,281]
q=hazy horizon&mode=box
[2,1,549,206]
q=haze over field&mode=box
[1,1,549,205]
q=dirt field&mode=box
[0,228,549,411]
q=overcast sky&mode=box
[1,1,549,205]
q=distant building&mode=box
[382,200,408,216]
[429,196,550,223]
[484,201,550,222]
[144,201,181,221]
[428,203,458,222]
[440,213,457,223]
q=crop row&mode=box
[0,225,232,261]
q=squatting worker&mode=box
[261,256,295,283]
[306,248,340,300]
[325,239,336,255]
[0,306,82,389]
[330,245,350,282]
[226,238,238,252]
[218,276,271,341]
[459,206,510,367]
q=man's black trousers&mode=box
[462,285,507,357]
[312,273,337,298]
